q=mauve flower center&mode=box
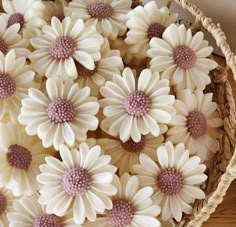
[0,73,16,99]
[0,192,7,216]
[47,98,75,124]
[0,38,8,55]
[107,200,134,227]
[173,45,196,69]
[147,22,166,40]
[187,110,207,138]
[62,168,92,196]
[49,36,76,60]
[157,167,183,195]
[7,13,25,32]
[87,2,113,20]
[124,91,150,117]
[121,136,145,153]
[7,144,32,170]
[76,61,98,78]
[33,214,63,227]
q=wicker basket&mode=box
[133,0,236,226]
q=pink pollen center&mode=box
[121,136,145,153]
[107,200,134,227]
[76,61,98,78]
[124,91,150,117]
[147,22,166,40]
[87,2,113,20]
[157,167,183,196]
[0,73,16,99]
[62,168,92,196]
[0,192,7,216]
[0,38,8,55]
[7,13,25,32]
[47,98,75,124]
[7,144,32,170]
[187,110,207,139]
[49,36,76,60]
[33,214,63,227]
[174,45,196,69]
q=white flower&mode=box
[125,1,178,59]
[86,173,161,227]
[65,0,132,40]
[2,0,45,38]
[0,123,49,196]
[30,16,103,80]
[0,50,37,124]
[133,141,207,221]
[7,193,78,227]
[18,77,100,150]
[147,24,218,91]
[100,67,175,142]
[37,143,117,225]
[167,89,223,161]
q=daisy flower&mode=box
[65,0,132,40]
[30,16,103,80]
[37,143,117,225]
[0,16,30,57]
[18,77,100,150]
[125,1,178,59]
[86,173,161,227]
[0,122,49,196]
[0,187,15,227]
[76,38,124,96]
[0,50,37,124]
[7,193,78,227]
[97,133,165,176]
[167,89,223,162]
[2,0,45,38]
[133,141,207,221]
[43,0,68,24]
[100,67,175,143]
[147,24,218,91]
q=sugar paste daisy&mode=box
[147,24,218,90]
[100,67,175,142]
[18,78,99,150]
[37,143,117,225]
[2,0,45,38]
[86,173,161,227]
[76,38,124,96]
[167,89,223,161]
[133,141,207,221]
[7,193,78,227]
[30,16,103,80]
[0,50,37,124]
[65,0,132,40]
[0,123,49,196]
[125,1,178,59]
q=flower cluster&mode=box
[0,0,223,226]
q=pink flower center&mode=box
[7,13,25,32]
[147,22,166,40]
[124,91,150,117]
[87,2,113,20]
[0,38,8,55]
[0,73,16,99]
[173,45,197,69]
[0,192,7,216]
[76,61,98,78]
[7,144,32,170]
[33,214,63,227]
[187,110,207,139]
[121,136,145,153]
[157,167,183,195]
[49,36,76,60]
[107,200,134,227]
[62,168,92,196]
[47,98,75,124]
